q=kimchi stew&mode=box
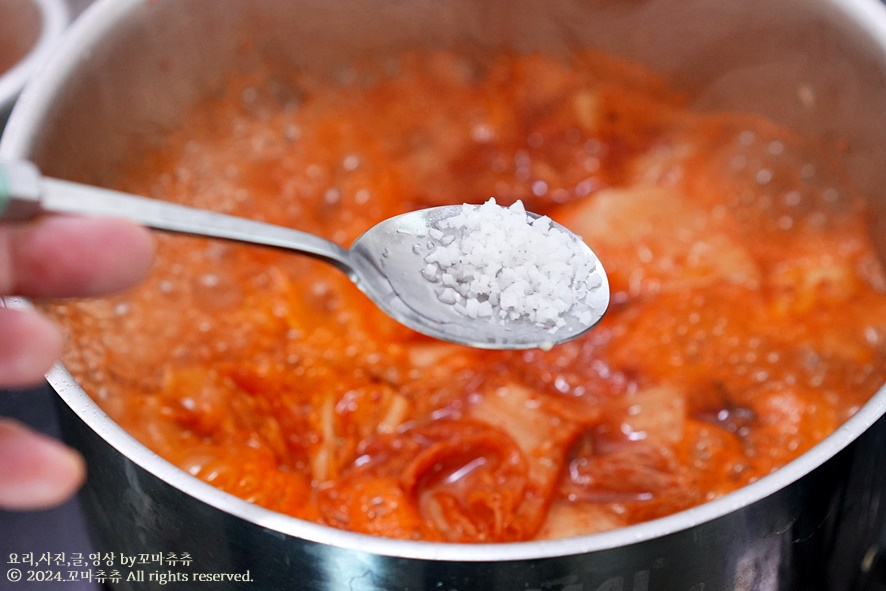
[50,50,886,542]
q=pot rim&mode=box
[3,0,886,563]
[0,0,69,116]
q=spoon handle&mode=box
[0,160,354,275]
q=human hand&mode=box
[0,214,154,510]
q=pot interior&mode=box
[19,0,886,242]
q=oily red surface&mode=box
[50,51,886,542]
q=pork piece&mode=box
[555,186,760,300]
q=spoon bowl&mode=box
[0,160,609,349]
[350,206,609,349]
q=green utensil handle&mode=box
[0,160,43,221]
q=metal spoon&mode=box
[0,160,609,349]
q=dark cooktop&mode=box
[0,384,100,591]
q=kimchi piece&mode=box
[50,50,886,542]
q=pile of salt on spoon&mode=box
[418,198,600,331]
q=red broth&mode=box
[51,50,886,542]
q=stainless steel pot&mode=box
[3,0,886,589]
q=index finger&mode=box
[0,214,155,299]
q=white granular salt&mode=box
[420,198,599,329]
